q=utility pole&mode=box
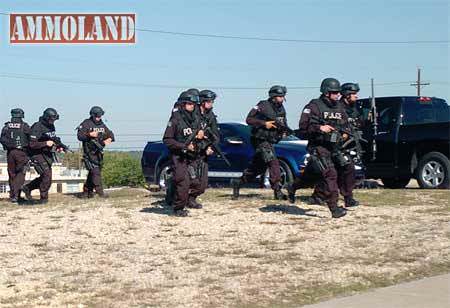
[78,142,82,176]
[410,68,430,96]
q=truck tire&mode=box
[261,159,294,189]
[381,177,410,189]
[416,152,450,189]
[157,161,172,190]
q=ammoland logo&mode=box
[10,13,135,44]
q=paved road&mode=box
[303,274,450,308]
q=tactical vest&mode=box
[2,121,29,150]
[79,119,108,154]
[252,100,287,143]
[28,120,56,157]
[309,98,347,147]
[342,102,362,129]
[174,111,198,144]
[316,98,346,128]
[199,111,213,130]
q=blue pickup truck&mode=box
[142,122,310,189]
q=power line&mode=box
[1,12,447,44]
[0,72,421,90]
[136,28,449,45]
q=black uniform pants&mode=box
[172,155,202,211]
[241,141,281,189]
[7,149,29,199]
[27,156,52,200]
[84,167,104,194]
[309,147,355,207]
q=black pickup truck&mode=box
[357,96,450,189]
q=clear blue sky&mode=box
[0,0,448,150]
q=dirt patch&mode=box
[0,187,449,307]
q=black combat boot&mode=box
[344,196,359,207]
[231,179,241,200]
[286,183,296,203]
[274,187,288,200]
[307,195,325,206]
[187,197,203,209]
[37,198,48,205]
[330,206,347,218]
[10,197,18,204]
[21,185,32,201]
[96,188,109,198]
[173,208,189,217]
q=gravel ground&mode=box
[0,187,449,308]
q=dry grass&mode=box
[0,187,449,307]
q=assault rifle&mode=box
[201,127,231,167]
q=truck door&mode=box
[358,97,402,176]
[374,98,402,167]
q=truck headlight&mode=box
[303,154,310,166]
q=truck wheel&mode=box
[381,177,410,189]
[416,152,450,189]
[157,162,172,190]
[261,160,294,189]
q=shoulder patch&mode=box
[303,108,310,114]
[172,108,178,112]
[253,106,259,110]
[167,121,172,127]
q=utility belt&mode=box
[30,155,51,175]
[7,147,28,153]
[186,160,206,180]
[306,146,351,175]
[83,155,102,171]
[252,128,281,144]
[253,140,277,163]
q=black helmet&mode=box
[178,91,199,104]
[11,108,24,118]
[186,88,200,96]
[341,83,360,96]
[199,89,217,102]
[90,106,105,117]
[43,108,59,121]
[268,85,287,98]
[320,78,341,94]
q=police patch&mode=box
[167,121,172,127]
[253,106,259,110]
[303,108,310,114]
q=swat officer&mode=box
[340,83,363,128]
[338,83,364,206]
[0,108,31,203]
[190,89,220,208]
[288,78,354,218]
[77,106,115,198]
[297,83,364,207]
[165,88,202,206]
[163,91,204,217]
[231,85,291,200]
[22,108,68,204]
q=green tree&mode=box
[102,152,145,188]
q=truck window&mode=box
[375,98,402,132]
[433,99,449,122]
[403,97,449,125]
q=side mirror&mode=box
[225,137,244,145]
